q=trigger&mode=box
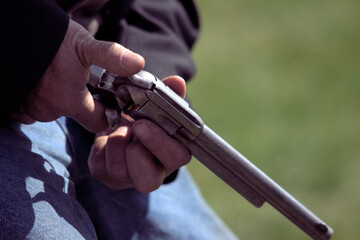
[105,108,121,130]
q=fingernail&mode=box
[133,122,149,137]
[120,50,143,71]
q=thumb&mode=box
[84,39,145,76]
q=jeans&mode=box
[0,117,238,240]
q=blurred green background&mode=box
[186,0,360,239]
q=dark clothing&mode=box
[1,0,199,118]
[1,1,69,117]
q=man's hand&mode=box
[13,20,145,132]
[87,76,191,193]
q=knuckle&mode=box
[107,164,128,183]
[178,149,192,164]
[89,165,103,180]
[135,179,161,193]
[164,148,191,171]
[131,165,165,193]
[89,164,106,181]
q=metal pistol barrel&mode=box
[181,125,333,240]
[89,66,333,240]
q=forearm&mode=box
[0,0,69,117]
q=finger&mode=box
[84,39,145,76]
[105,126,132,185]
[71,91,109,133]
[132,120,191,173]
[88,135,108,182]
[89,132,134,190]
[126,139,166,193]
[162,75,187,99]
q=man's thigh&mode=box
[0,118,96,240]
[0,118,238,240]
[67,119,238,240]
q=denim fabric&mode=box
[0,118,238,240]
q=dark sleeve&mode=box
[0,0,69,118]
[96,0,200,81]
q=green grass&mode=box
[187,0,360,239]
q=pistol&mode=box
[89,65,333,240]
